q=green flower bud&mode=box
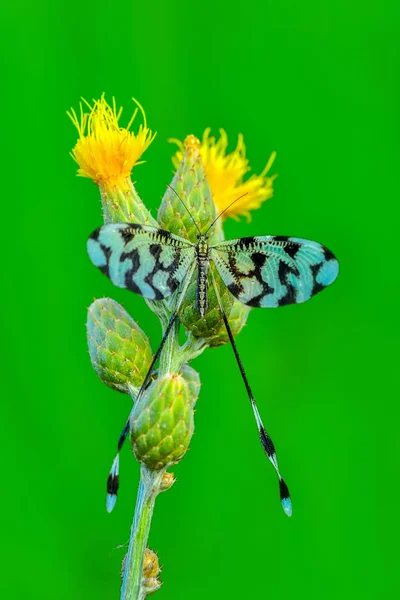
[158,136,237,340]
[130,373,194,470]
[87,298,153,393]
[158,135,223,245]
[209,298,251,348]
[179,266,233,343]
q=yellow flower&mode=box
[68,94,156,190]
[171,128,276,221]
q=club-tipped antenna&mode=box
[205,192,249,235]
[166,184,201,235]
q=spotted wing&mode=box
[210,235,339,307]
[88,223,195,300]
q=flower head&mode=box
[68,94,155,189]
[171,128,276,221]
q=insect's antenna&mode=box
[166,184,201,235]
[209,268,292,517]
[205,193,249,235]
[106,260,197,513]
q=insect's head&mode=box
[196,232,208,242]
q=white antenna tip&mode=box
[281,497,292,517]
[106,493,117,513]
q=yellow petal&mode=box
[170,129,276,221]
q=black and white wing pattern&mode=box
[88,223,195,300]
[210,235,339,307]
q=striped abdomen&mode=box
[196,260,209,317]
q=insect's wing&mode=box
[211,235,339,307]
[88,223,195,300]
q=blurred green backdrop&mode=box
[1,1,399,598]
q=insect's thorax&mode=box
[196,234,209,261]
[195,234,210,317]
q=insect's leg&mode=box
[209,267,292,517]
[106,261,196,513]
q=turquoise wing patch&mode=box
[211,235,339,308]
[88,223,195,300]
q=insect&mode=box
[87,192,339,517]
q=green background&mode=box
[1,1,399,598]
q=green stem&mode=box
[120,283,206,600]
[120,467,165,600]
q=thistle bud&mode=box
[130,373,195,470]
[158,135,223,245]
[87,298,152,393]
[178,267,233,343]
[159,136,243,341]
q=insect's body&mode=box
[195,234,210,317]
[88,216,339,517]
